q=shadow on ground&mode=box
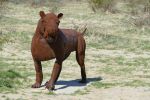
[54,77,102,90]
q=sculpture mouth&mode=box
[46,37,55,43]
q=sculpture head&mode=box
[39,11,63,43]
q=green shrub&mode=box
[0,69,23,90]
[0,69,22,79]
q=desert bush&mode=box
[31,0,61,7]
[0,0,8,18]
[3,0,62,8]
[125,0,150,15]
[88,0,150,14]
[8,0,26,4]
[88,0,117,13]
[130,14,150,27]
[125,0,150,27]
[0,0,7,4]
[30,0,62,13]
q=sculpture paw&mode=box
[45,81,55,90]
[31,82,41,88]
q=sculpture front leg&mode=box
[32,60,43,88]
[45,61,62,90]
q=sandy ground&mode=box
[0,86,150,100]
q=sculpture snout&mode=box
[46,36,55,43]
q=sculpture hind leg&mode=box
[76,36,87,83]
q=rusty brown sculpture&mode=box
[31,11,87,90]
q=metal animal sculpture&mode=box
[31,11,87,90]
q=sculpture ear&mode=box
[39,11,46,19]
[57,13,63,19]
